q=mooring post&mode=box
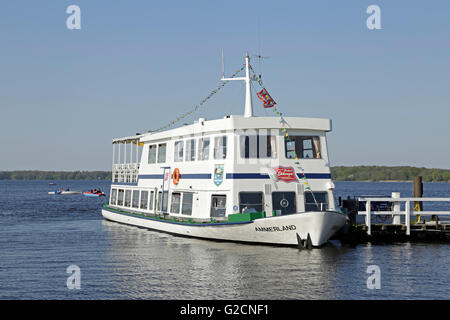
[392,192,401,224]
[405,201,411,236]
[413,176,423,210]
[366,200,371,235]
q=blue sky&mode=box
[1,0,449,170]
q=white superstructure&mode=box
[102,53,347,247]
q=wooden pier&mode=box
[336,221,450,244]
[335,194,450,244]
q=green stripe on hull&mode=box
[102,204,262,226]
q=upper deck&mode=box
[111,113,334,192]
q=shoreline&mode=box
[1,179,449,183]
[1,167,450,183]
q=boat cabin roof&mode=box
[112,134,143,144]
[134,115,331,144]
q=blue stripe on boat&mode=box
[226,173,269,179]
[301,173,332,179]
[139,174,164,179]
[111,182,139,186]
[136,172,331,180]
[180,173,212,179]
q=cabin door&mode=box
[272,192,297,215]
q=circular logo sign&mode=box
[280,199,289,208]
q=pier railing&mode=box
[357,195,450,236]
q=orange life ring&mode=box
[172,168,180,185]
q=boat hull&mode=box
[48,191,81,195]
[83,192,105,197]
[101,207,347,247]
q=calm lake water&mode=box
[1,180,450,300]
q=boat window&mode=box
[170,192,181,213]
[181,193,193,215]
[148,145,157,164]
[285,136,321,159]
[214,136,227,159]
[163,192,169,212]
[157,191,168,212]
[185,139,196,162]
[239,192,263,213]
[132,190,139,208]
[272,192,296,215]
[304,191,328,211]
[240,134,276,159]
[174,141,184,162]
[140,190,148,210]
[117,189,124,206]
[211,195,226,217]
[110,189,117,205]
[125,190,132,207]
[157,192,161,211]
[148,191,154,211]
[198,137,210,161]
[157,143,167,163]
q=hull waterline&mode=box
[101,207,347,247]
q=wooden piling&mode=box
[413,176,423,211]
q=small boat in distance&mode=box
[48,189,82,195]
[83,189,106,197]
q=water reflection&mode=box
[2,180,450,299]
[99,220,450,299]
[101,220,355,299]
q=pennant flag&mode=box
[257,88,277,108]
[150,64,246,132]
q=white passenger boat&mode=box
[102,53,347,247]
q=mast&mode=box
[243,53,253,117]
[221,52,253,117]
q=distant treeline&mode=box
[0,171,111,180]
[1,167,450,182]
[331,166,450,182]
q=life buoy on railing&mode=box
[172,168,180,185]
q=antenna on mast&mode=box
[253,17,270,84]
[252,54,269,85]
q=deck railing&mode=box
[358,194,450,235]
[112,163,140,183]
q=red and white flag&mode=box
[257,88,277,108]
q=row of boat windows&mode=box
[147,134,322,164]
[110,189,186,214]
[148,136,227,164]
[110,188,226,217]
[238,191,329,214]
[110,188,329,216]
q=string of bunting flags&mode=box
[150,65,246,133]
[250,66,321,209]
